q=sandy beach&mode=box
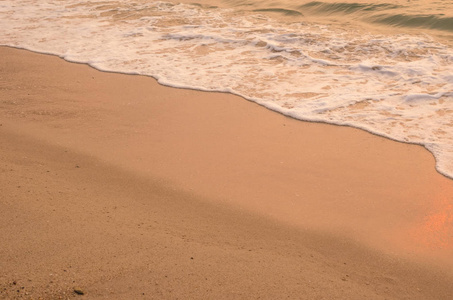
[1,46,453,299]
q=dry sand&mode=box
[1,46,453,299]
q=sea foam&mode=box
[1,0,453,177]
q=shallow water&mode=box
[1,0,453,177]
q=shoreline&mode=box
[6,44,453,182]
[1,46,453,298]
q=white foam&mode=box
[1,0,453,178]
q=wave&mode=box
[299,1,453,32]
[253,8,303,16]
[1,0,453,178]
[371,14,453,32]
[300,1,401,14]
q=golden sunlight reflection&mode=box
[412,182,453,251]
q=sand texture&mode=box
[1,46,453,299]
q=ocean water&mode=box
[1,0,453,177]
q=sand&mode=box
[1,46,453,299]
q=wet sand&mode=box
[1,46,453,299]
